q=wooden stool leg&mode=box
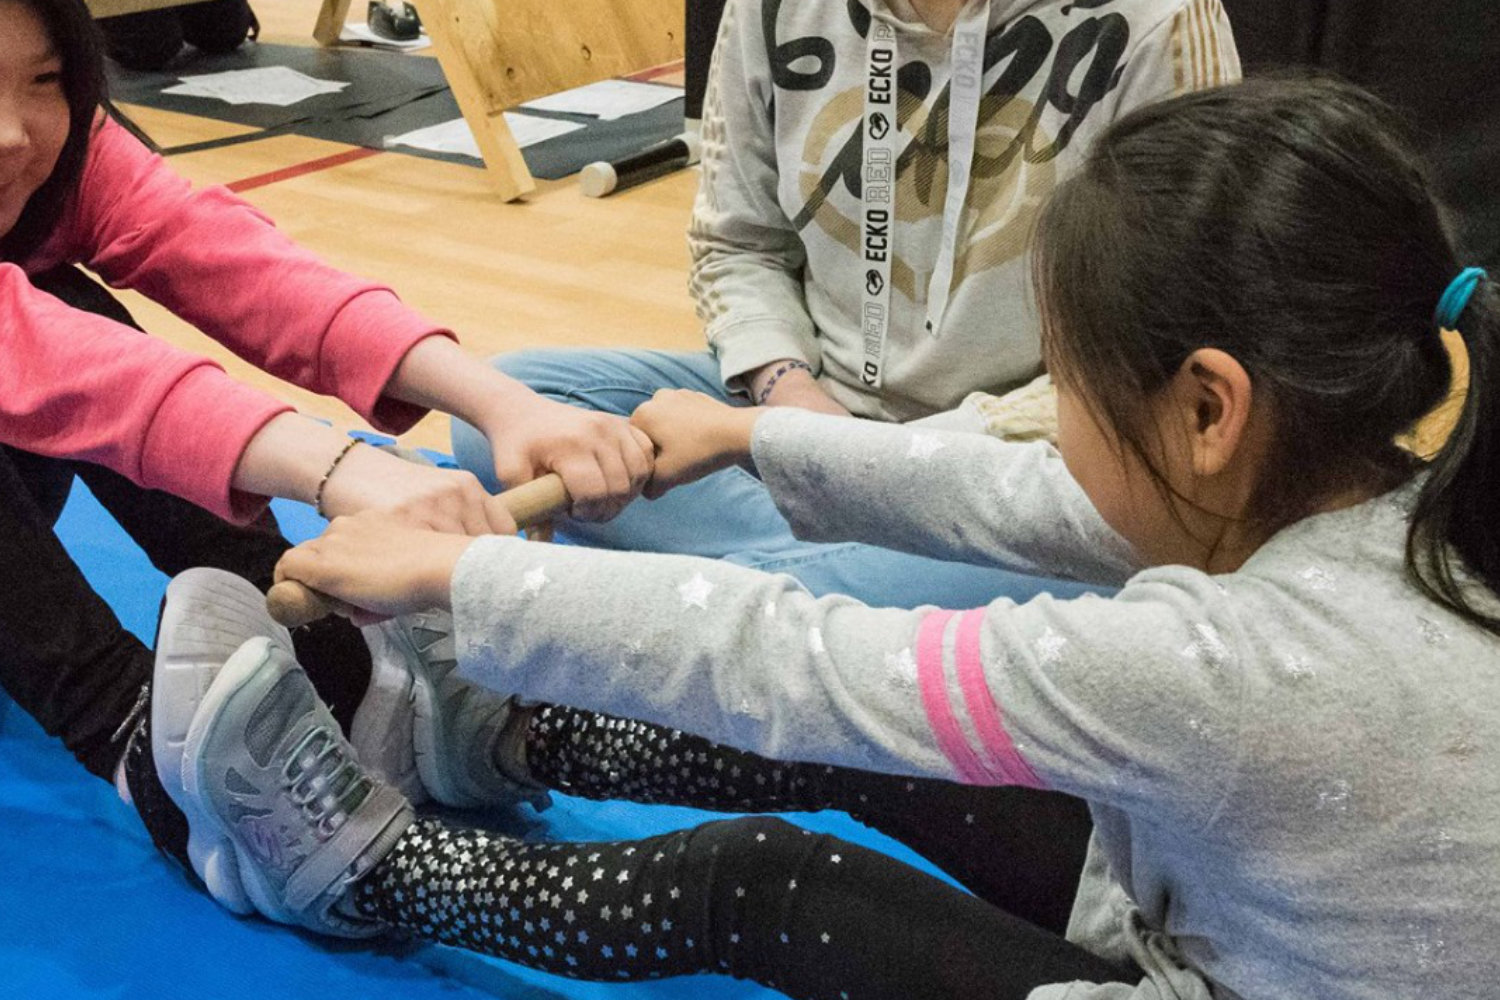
[416,0,537,201]
[313,0,355,46]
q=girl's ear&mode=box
[1167,348,1255,477]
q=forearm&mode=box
[382,335,540,430]
[229,413,363,507]
[744,361,851,416]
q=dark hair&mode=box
[0,0,107,263]
[1034,76,1500,635]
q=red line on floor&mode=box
[626,60,686,83]
[226,146,384,193]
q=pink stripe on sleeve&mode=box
[915,610,988,784]
[954,609,1046,789]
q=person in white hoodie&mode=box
[454,0,1242,609]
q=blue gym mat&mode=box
[0,460,953,999]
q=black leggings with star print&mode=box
[521,705,1094,934]
[353,816,1129,1000]
[351,708,1129,999]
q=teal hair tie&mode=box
[1434,267,1487,330]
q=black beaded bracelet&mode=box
[314,439,364,518]
[756,360,813,405]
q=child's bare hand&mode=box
[275,511,476,617]
[630,390,761,499]
[319,445,519,537]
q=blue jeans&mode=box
[451,349,1102,609]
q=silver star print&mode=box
[1385,491,1418,518]
[808,628,826,655]
[1445,722,1479,762]
[907,433,948,461]
[1408,922,1448,972]
[678,572,716,610]
[1299,566,1337,593]
[1315,778,1352,814]
[884,647,917,690]
[735,696,766,721]
[1419,829,1456,860]
[520,565,550,597]
[1180,623,1232,669]
[1034,627,1068,666]
[1280,652,1315,683]
[1416,617,1450,648]
[615,637,647,673]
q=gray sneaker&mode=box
[181,637,414,938]
[348,623,427,805]
[373,611,548,811]
[153,568,297,915]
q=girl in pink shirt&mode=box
[0,0,651,874]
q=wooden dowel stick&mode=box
[266,473,569,627]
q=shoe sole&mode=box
[152,569,291,914]
[180,637,298,927]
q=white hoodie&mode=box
[690,0,1241,422]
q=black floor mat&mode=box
[107,41,684,182]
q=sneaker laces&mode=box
[283,727,373,841]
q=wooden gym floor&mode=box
[113,0,702,453]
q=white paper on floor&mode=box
[520,79,683,121]
[163,66,351,107]
[339,22,431,51]
[384,114,585,159]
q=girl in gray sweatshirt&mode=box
[183,78,1500,1000]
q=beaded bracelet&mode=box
[314,439,364,518]
[756,360,813,405]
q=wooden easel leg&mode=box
[314,0,355,46]
[415,0,537,201]
[462,110,537,202]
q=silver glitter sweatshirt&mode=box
[452,409,1500,1000]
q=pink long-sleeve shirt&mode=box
[4,115,450,521]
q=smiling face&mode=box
[0,0,69,243]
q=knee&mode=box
[683,817,823,880]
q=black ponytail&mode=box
[1409,279,1500,635]
[1033,76,1500,636]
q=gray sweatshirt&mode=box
[691,0,1240,421]
[453,409,1500,1000]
